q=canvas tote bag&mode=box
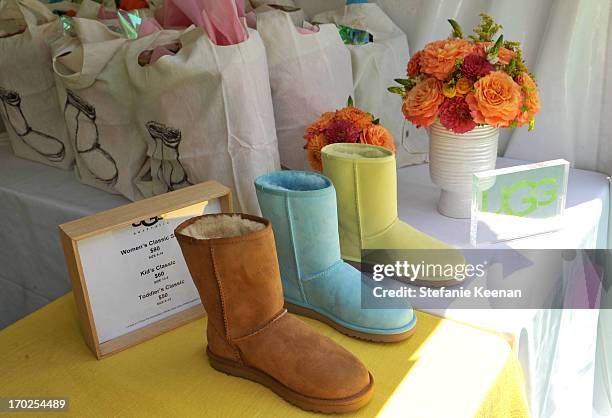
[313,3,428,166]
[252,4,305,28]
[125,27,280,214]
[256,9,353,170]
[52,18,148,201]
[0,0,73,169]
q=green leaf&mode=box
[448,19,463,38]
[492,35,504,52]
[347,96,354,107]
[487,34,503,63]
[387,86,406,96]
[393,78,416,91]
[528,118,535,131]
[373,118,380,125]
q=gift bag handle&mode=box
[52,18,126,90]
[258,9,319,39]
[16,0,56,34]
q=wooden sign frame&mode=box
[59,181,232,359]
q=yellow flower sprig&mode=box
[469,13,502,42]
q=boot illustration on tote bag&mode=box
[145,121,191,192]
[64,89,118,186]
[0,87,65,162]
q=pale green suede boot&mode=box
[322,143,466,287]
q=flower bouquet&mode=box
[388,14,541,218]
[304,98,396,171]
[389,13,540,133]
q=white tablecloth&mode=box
[396,158,610,418]
[0,140,129,329]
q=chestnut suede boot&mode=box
[175,213,374,413]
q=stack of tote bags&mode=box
[49,0,280,213]
[0,0,73,169]
[1,0,422,214]
[53,18,147,201]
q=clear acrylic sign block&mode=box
[470,159,570,245]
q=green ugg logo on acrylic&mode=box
[482,178,559,217]
[471,160,569,245]
[474,160,569,221]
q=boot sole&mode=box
[207,347,375,414]
[345,260,464,288]
[285,302,416,343]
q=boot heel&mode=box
[206,347,250,378]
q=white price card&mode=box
[78,200,219,344]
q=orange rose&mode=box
[515,72,540,126]
[465,71,522,128]
[407,50,423,77]
[360,125,396,153]
[474,42,516,65]
[402,78,444,128]
[335,106,373,131]
[304,111,335,141]
[420,39,474,80]
[306,133,327,172]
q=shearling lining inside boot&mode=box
[325,143,392,159]
[181,215,265,239]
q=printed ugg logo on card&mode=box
[132,216,164,228]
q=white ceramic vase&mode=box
[429,121,499,219]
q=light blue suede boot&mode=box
[255,171,416,342]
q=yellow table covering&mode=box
[0,294,529,418]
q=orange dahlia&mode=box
[304,111,335,141]
[407,50,423,77]
[335,106,373,131]
[306,133,328,172]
